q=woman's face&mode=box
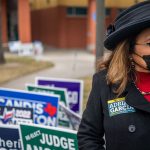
[131,28,150,72]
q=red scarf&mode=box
[135,71,150,102]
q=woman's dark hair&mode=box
[128,29,146,53]
[129,37,135,52]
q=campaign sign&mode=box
[26,84,71,128]
[19,124,78,150]
[60,104,81,131]
[0,88,59,126]
[0,106,33,125]
[26,84,68,108]
[0,125,21,150]
[36,77,84,115]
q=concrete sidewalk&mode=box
[1,50,95,90]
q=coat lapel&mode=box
[125,81,150,113]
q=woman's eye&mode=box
[146,43,150,46]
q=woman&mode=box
[77,1,150,150]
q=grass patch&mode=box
[82,76,92,111]
[0,54,54,85]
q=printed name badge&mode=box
[107,97,136,117]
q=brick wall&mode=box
[31,6,87,49]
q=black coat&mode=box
[77,69,150,150]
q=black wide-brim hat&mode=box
[104,1,150,50]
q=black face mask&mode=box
[134,53,150,71]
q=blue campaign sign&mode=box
[36,77,84,115]
[0,125,21,150]
[0,88,59,126]
[0,106,33,125]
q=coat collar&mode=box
[125,81,150,113]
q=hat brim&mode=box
[104,18,150,50]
